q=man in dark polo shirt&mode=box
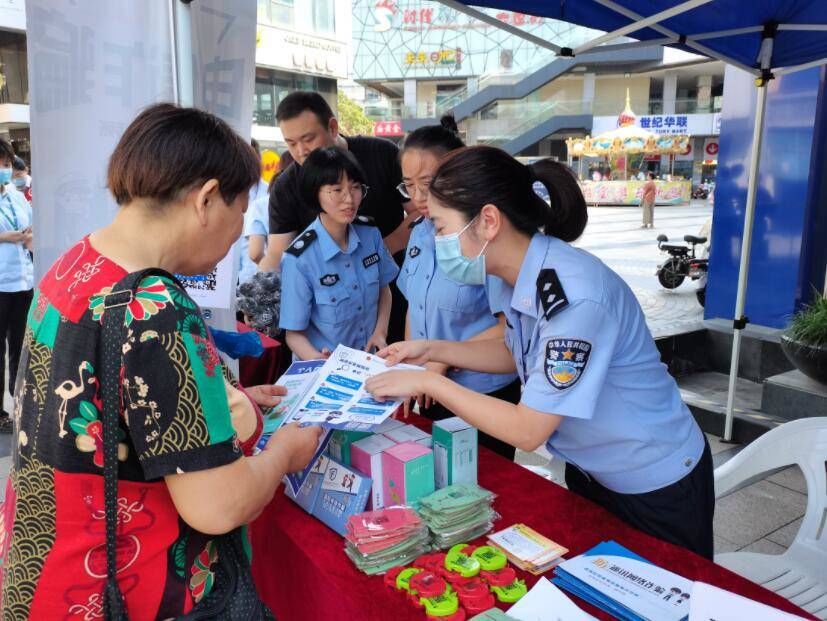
[258,91,415,343]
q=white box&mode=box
[372,418,406,434]
[383,424,431,447]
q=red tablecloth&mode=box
[250,418,814,620]
[236,322,283,387]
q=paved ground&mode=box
[574,200,713,338]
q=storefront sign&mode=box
[374,120,403,136]
[256,24,348,79]
[404,48,462,67]
[591,113,720,137]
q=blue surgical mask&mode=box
[434,217,489,285]
[12,177,25,188]
[0,168,11,185]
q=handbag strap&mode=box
[99,268,182,620]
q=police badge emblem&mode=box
[544,339,591,390]
[320,274,340,286]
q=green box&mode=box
[433,417,478,488]
[327,430,371,466]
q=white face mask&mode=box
[434,217,488,285]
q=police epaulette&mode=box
[537,269,569,319]
[355,215,376,226]
[285,230,317,257]
[408,215,425,229]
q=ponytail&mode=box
[528,160,587,242]
[401,114,464,156]
[430,146,588,242]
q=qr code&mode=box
[178,270,217,292]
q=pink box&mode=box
[351,434,397,509]
[381,442,435,507]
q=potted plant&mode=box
[780,292,827,385]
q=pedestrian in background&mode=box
[641,172,657,228]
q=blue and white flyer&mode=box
[553,541,692,621]
[282,345,422,432]
[263,359,326,433]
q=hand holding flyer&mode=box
[282,345,423,432]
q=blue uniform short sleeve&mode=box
[374,229,399,287]
[397,238,418,300]
[521,299,619,420]
[278,254,313,331]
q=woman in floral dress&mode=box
[0,103,322,619]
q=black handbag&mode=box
[99,269,275,621]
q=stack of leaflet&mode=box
[418,484,498,549]
[344,507,431,575]
[487,524,569,575]
[553,541,693,621]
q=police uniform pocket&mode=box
[314,286,351,324]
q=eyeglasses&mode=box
[396,179,431,200]
[323,184,369,201]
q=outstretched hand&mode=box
[375,340,432,367]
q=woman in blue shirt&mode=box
[0,138,33,433]
[397,116,520,459]
[367,146,714,558]
[279,147,398,360]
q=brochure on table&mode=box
[281,345,422,432]
[553,541,692,621]
[507,578,597,621]
[688,582,809,621]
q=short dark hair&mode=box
[0,138,14,163]
[431,146,587,242]
[648,172,656,179]
[298,147,366,214]
[251,138,260,154]
[107,103,260,207]
[276,91,334,127]
[401,114,464,156]
[12,156,27,171]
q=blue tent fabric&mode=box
[457,1,827,72]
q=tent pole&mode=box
[722,82,769,442]
[172,0,194,107]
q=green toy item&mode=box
[490,579,528,604]
[470,546,507,571]
[396,567,424,592]
[445,544,481,578]
[421,590,459,617]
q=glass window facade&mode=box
[253,67,336,126]
[0,30,27,105]
[258,0,295,28]
[312,0,335,35]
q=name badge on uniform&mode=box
[362,253,380,268]
[408,246,420,258]
[544,339,591,390]
[320,274,339,286]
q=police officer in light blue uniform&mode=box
[396,117,520,459]
[279,147,398,360]
[367,146,714,559]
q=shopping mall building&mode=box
[350,0,723,187]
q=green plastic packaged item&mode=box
[469,610,520,621]
[490,579,528,604]
[420,590,459,617]
[444,543,481,577]
[471,545,507,571]
[395,567,423,592]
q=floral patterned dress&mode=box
[0,237,254,620]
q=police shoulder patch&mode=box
[285,230,317,257]
[544,338,591,390]
[408,246,421,258]
[319,273,340,286]
[362,253,380,268]
[536,269,569,319]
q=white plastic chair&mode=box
[714,417,827,620]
